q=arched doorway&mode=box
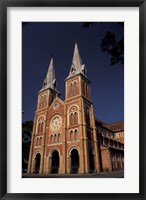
[51,150,59,174]
[71,149,79,174]
[34,153,41,174]
[89,148,95,173]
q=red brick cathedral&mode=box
[28,43,124,174]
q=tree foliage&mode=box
[82,22,124,66]
[100,31,124,65]
[22,121,33,172]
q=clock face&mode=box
[50,115,62,131]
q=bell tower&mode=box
[65,43,101,174]
[27,57,60,174]
[37,57,60,110]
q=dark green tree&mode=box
[22,121,33,172]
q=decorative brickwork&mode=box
[28,43,124,174]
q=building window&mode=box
[70,130,74,141]
[54,134,57,143]
[70,113,74,126]
[38,122,43,134]
[74,81,77,96]
[85,107,90,125]
[69,83,73,97]
[70,112,78,126]
[82,81,85,95]
[39,96,44,109]
[41,122,43,133]
[87,85,90,98]
[37,116,44,134]
[74,112,78,125]
[68,106,79,127]
[74,129,78,140]
[70,129,78,141]
[38,123,41,133]
[43,95,46,107]
[36,138,39,146]
[87,130,92,140]
[40,137,42,145]
[58,133,61,143]
[39,95,47,109]
[50,135,53,143]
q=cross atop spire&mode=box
[42,57,57,90]
[67,42,87,79]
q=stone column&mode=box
[108,150,112,172]
[78,139,86,174]
[47,156,52,174]
[120,152,123,170]
[91,105,101,173]
[67,155,71,174]
[81,101,89,174]
[115,153,118,171]
[31,158,35,174]
[93,130,101,172]
[59,156,63,174]
[39,153,43,174]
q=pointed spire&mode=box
[72,42,82,69]
[42,57,57,90]
[67,42,87,79]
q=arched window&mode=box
[74,129,78,140]
[41,122,44,133]
[39,96,44,109]
[40,137,42,145]
[70,130,74,141]
[43,95,46,107]
[36,138,39,146]
[70,113,74,126]
[38,123,41,133]
[74,112,78,125]
[58,133,61,143]
[104,138,108,145]
[85,107,90,125]
[37,116,44,134]
[54,134,57,143]
[82,81,85,95]
[74,82,77,96]
[70,83,73,97]
[87,130,92,140]
[50,135,53,143]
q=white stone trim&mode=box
[68,146,80,156]
[49,148,61,157]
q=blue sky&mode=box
[22,22,124,123]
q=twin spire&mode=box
[42,42,87,91]
[42,57,57,90]
[68,43,87,78]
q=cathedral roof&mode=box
[104,121,124,132]
[67,43,87,79]
[95,119,124,132]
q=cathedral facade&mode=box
[27,43,124,174]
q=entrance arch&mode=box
[51,150,59,173]
[89,148,95,173]
[34,153,41,174]
[70,149,79,174]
